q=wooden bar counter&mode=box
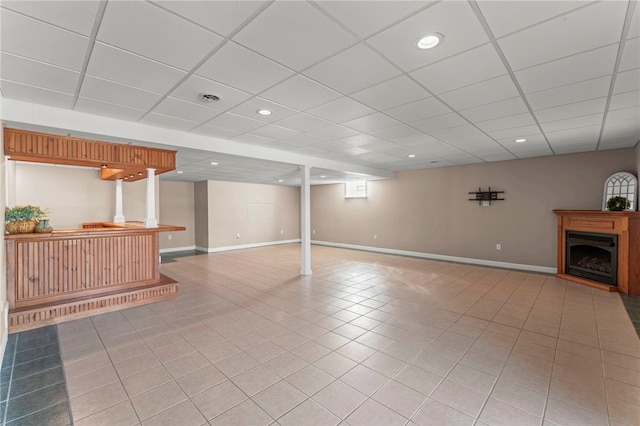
[5,222,185,332]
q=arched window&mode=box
[603,172,637,211]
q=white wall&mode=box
[1,129,7,365]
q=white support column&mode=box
[113,179,125,223]
[300,165,312,276]
[143,168,158,228]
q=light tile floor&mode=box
[57,244,640,426]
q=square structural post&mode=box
[143,168,158,228]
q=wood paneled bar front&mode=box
[5,222,185,332]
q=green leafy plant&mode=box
[606,196,630,211]
[5,205,48,222]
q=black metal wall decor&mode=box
[468,187,505,206]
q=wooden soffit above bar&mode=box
[4,128,176,182]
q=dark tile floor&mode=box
[620,293,640,337]
[1,326,71,426]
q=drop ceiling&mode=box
[1,0,638,186]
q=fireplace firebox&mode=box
[566,231,617,286]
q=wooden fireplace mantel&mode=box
[554,210,640,295]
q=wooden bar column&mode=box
[114,179,125,223]
[144,168,158,228]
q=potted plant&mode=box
[5,205,48,234]
[606,196,630,211]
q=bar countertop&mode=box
[4,221,186,239]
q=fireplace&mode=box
[566,231,617,286]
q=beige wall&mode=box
[159,181,195,250]
[195,180,300,250]
[194,181,209,249]
[13,163,157,229]
[311,148,636,268]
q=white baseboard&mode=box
[197,239,302,253]
[159,245,197,253]
[311,240,557,274]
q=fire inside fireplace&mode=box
[566,231,618,286]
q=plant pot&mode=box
[6,220,38,234]
[35,219,53,233]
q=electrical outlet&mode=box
[280,229,284,234]
[236,233,240,239]
[496,243,501,250]
[312,229,316,234]
[374,234,378,240]
[167,235,172,240]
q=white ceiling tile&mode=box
[1,52,79,94]
[87,43,186,94]
[383,97,451,122]
[2,0,101,36]
[316,1,430,38]
[307,97,376,123]
[342,113,401,133]
[195,41,293,94]
[620,37,640,72]
[429,124,481,141]
[274,114,333,133]
[606,105,640,123]
[151,97,222,123]
[190,124,243,140]
[600,118,640,148]
[486,124,542,139]
[498,1,626,71]
[411,113,469,133]
[540,113,603,133]
[304,44,400,94]
[1,10,89,70]
[139,112,200,131]
[526,76,612,110]
[613,68,640,94]
[411,44,507,94]
[609,90,640,110]
[338,134,388,148]
[394,134,441,147]
[515,44,618,93]
[628,6,640,38]
[368,1,488,72]
[360,139,403,151]
[152,1,268,37]
[250,124,300,140]
[281,134,327,147]
[478,152,517,162]
[206,113,266,133]
[169,74,252,110]
[439,75,519,110]
[79,75,162,110]
[75,97,146,121]
[309,125,360,141]
[228,97,299,123]
[0,80,74,108]
[232,133,275,145]
[370,125,423,140]
[232,1,356,70]
[477,0,589,38]
[535,98,606,123]
[260,75,342,111]
[98,1,222,70]
[475,113,536,132]
[351,75,430,110]
[496,134,553,158]
[459,97,528,122]
[546,125,601,153]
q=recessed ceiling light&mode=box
[515,138,527,143]
[257,109,272,116]
[210,162,218,165]
[416,33,443,50]
[278,179,283,183]
[408,154,416,158]
[320,175,326,178]
[176,171,183,174]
